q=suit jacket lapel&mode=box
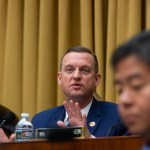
[55,107,66,121]
[47,106,66,128]
[87,98,102,134]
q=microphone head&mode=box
[1,112,16,125]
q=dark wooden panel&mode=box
[0,136,144,150]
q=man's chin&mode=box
[70,95,83,99]
[70,91,83,96]
[68,94,84,101]
[128,125,146,135]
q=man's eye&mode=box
[80,68,91,74]
[65,67,74,73]
[117,88,122,95]
[132,85,143,91]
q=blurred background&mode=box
[0,0,150,118]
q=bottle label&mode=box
[16,129,33,140]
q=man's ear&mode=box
[57,72,61,85]
[95,73,101,87]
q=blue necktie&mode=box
[66,118,70,127]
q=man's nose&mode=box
[73,68,81,79]
[119,90,134,106]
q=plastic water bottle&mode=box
[15,113,33,141]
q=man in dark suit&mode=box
[111,31,150,149]
[32,46,126,138]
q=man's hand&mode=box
[0,128,15,143]
[57,100,94,138]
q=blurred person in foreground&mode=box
[111,31,150,150]
[32,46,126,138]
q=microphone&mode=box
[107,122,123,136]
[0,112,16,128]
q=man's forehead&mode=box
[115,72,143,85]
[62,52,93,64]
[115,61,150,84]
[63,52,92,58]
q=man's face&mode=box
[115,55,150,136]
[58,52,101,104]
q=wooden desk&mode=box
[0,136,144,150]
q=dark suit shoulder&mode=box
[32,105,64,118]
[31,105,65,129]
[96,99,117,106]
[99,101,118,111]
[92,99,118,115]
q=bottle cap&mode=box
[21,113,29,118]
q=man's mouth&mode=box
[71,83,82,89]
[123,114,137,124]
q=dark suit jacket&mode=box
[32,98,127,137]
